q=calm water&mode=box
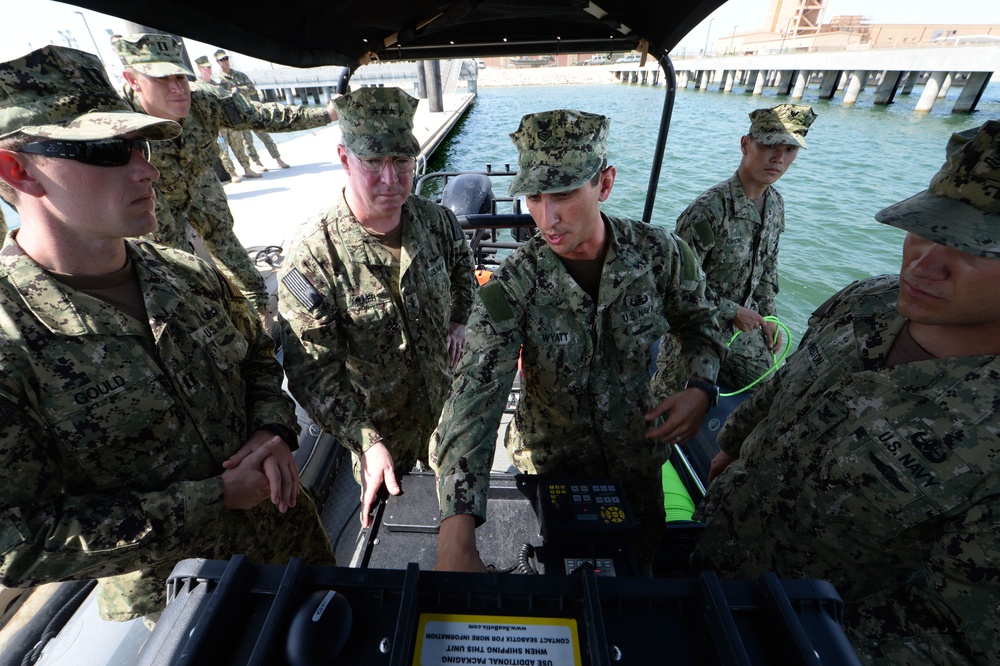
[427,80,1000,346]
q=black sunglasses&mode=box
[16,138,151,167]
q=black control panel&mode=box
[527,478,639,577]
[536,479,637,544]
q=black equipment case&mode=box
[135,555,862,666]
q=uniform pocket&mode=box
[826,418,970,543]
[526,317,587,392]
[611,307,666,371]
[41,357,177,487]
[191,313,249,371]
[343,292,399,338]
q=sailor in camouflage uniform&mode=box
[0,46,333,623]
[693,121,1000,665]
[194,54,253,183]
[655,104,816,395]
[114,34,337,321]
[216,49,290,170]
[432,109,727,573]
[279,87,476,528]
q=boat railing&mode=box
[415,152,429,178]
[415,167,538,269]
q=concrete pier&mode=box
[665,45,999,113]
[247,59,478,101]
[227,91,475,253]
[776,70,794,95]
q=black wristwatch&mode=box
[685,378,720,408]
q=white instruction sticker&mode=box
[414,614,581,666]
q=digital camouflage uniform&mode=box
[115,35,330,312]
[655,104,815,394]
[221,127,253,173]
[216,132,239,179]
[280,193,475,473]
[188,81,245,181]
[0,240,334,620]
[431,215,724,559]
[693,121,1000,665]
[0,206,6,237]
[218,63,284,165]
[0,43,333,623]
[130,80,327,310]
[654,174,784,393]
[193,56,250,180]
[279,87,476,479]
[432,110,726,567]
[694,276,1000,664]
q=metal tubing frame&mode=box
[643,51,678,223]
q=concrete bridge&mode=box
[612,45,998,113]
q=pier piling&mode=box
[874,71,903,105]
[842,70,869,105]
[954,71,993,112]
[915,71,946,112]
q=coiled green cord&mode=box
[662,459,696,521]
[720,316,792,397]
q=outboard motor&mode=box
[442,174,499,267]
[441,173,494,216]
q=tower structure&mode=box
[764,0,826,37]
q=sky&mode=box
[0,0,996,69]
[0,1,272,72]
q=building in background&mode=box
[703,0,999,57]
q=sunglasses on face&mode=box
[16,138,151,167]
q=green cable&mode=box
[720,316,792,397]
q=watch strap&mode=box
[685,378,720,408]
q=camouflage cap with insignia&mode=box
[0,45,180,141]
[875,120,1000,258]
[508,109,610,196]
[335,87,419,159]
[214,49,229,60]
[194,55,211,68]
[747,103,816,149]
[113,33,193,78]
